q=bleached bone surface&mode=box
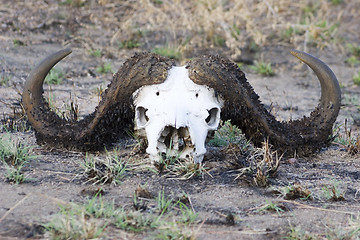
[133,66,223,163]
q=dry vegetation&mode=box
[6,0,359,59]
[1,0,360,239]
[113,0,347,58]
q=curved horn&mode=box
[22,48,72,135]
[22,49,175,151]
[187,50,341,156]
[290,50,341,115]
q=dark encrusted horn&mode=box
[22,48,175,151]
[23,48,73,134]
[187,50,341,156]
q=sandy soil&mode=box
[1,1,360,239]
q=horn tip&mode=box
[61,48,72,56]
[290,49,305,59]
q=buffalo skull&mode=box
[133,66,223,163]
[22,48,341,163]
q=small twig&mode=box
[280,200,357,215]
[0,194,30,223]
[188,194,196,214]
[194,219,206,236]
[34,193,72,206]
[202,165,214,179]
[203,229,277,235]
[262,0,277,17]
[214,210,228,218]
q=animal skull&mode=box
[133,66,223,163]
[22,49,341,162]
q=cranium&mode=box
[22,48,341,163]
[133,66,223,163]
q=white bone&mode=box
[133,66,223,163]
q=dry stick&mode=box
[280,200,357,215]
[214,210,228,218]
[34,193,74,208]
[262,0,277,17]
[0,194,30,223]
[188,194,196,214]
[0,192,74,224]
[202,229,277,235]
[194,220,206,237]
[202,164,214,179]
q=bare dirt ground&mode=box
[1,1,360,239]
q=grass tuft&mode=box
[44,203,106,239]
[353,71,360,86]
[285,225,316,240]
[156,189,173,215]
[0,70,10,86]
[346,56,360,67]
[271,183,313,201]
[322,179,346,201]
[333,119,360,155]
[249,60,275,76]
[152,46,181,60]
[44,192,199,238]
[114,209,156,232]
[13,39,26,47]
[257,200,286,216]
[209,120,247,147]
[0,133,36,184]
[331,0,343,5]
[59,0,86,7]
[234,139,281,187]
[119,39,142,49]
[45,68,64,85]
[89,49,102,57]
[153,148,208,180]
[81,149,128,185]
[96,62,114,74]
[347,43,360,57]
[170,159,208,180]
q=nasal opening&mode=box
[158,126,193,154]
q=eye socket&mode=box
[205,107,220,127]
[136,106,149,127]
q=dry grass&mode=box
[108,0,358,60]
[81,149,129,185]
[233,139,281,187]
[334,119,360,155]
[5,0,360,61]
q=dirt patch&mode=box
[1,1,360,239]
